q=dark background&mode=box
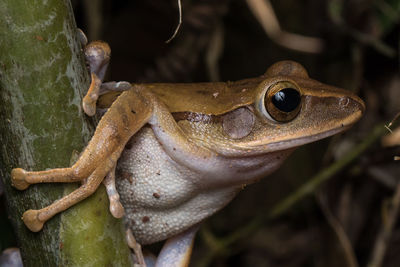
[1,0,400,266]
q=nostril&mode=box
[339,95,366,115]
[339,97,350,108]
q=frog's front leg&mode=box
[11,89,153,232]
[82,40,131,116]
[82,40,110,116]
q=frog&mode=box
[11,37,365,266]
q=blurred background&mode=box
[1,0,399,266]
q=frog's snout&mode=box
[342,94,365,115]
[335,93,365,128]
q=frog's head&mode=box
[179,61,365,156]
[240,60,365,153]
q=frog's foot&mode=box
[103,165,125,218]
[22,210,44,232]
[19,172,103,232]
[155,225,199,267]
[11,168,30,190]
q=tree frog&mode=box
[11,39,364,266]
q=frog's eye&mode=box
[262,81,302,122]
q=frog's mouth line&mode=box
[214,123,354,158]
[266,124,352,151]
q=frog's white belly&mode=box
[116,127,240,245]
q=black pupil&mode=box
[271,88,301,112]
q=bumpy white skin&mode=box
[116,126,292,245]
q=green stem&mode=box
[0,0,132,266]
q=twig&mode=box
[246,0,324,53]
[382,127,400,147]
[205,23,224,82]
[327,4,397,59]
[83,0,103,40]
[367,182,400,267]
[166,0,182,43]
[384,111,400,130]
[373,0,400,23]
[367,167,397,189]
[317,192,359,267]
[384,125,393,133]
[382,112,400,154]
[143,0,228,82]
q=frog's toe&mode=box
[116,81,131,91]
[110,199,125,219]
[22,210,44,232]
[82,99,96,117]
[77,28,88,47]
[11,168,30,190]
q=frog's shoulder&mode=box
[147,76,265,115]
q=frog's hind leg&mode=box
[12,88,152,192]
[11,139,112,191]
[21,149,121,232]
[11,168,77,190]
[12,88,154,232]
